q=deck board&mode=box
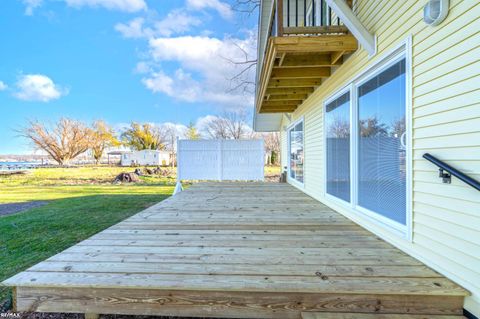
[2,182,469,318]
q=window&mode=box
[324,44,410,235]
[357,59,406,225]
[325,92,350,202]
[289,120,304,184]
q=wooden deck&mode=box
[3,182,469,318]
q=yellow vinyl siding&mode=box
[279,0,480,315]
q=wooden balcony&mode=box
[256,0,358,114]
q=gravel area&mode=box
[0,201,49,217]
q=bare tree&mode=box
[221,0,259,95]
[390,116,406,138]
[121,123,168,151]
[224,112,251,139]
[204,117,230,139]
[90,121,119,164]
[262,132,280,165]
[360,117,388,137]
[224,41,257,95]
[328,116,350,138]
[204,112,252,140]
[163,124,180,168]
[231,0,260,15]
[20,118,91,165]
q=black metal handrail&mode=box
[423,153,480,191]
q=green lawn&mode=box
[0,166,175,310]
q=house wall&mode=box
[279,0,480,315]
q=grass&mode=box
[0,165,281,310]
[0,166,176,310]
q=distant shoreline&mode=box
[0,161,43,171]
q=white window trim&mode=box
[322,36,413,241]
[287,116,305,188]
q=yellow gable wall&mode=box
[280,0,480,315]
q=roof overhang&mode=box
[254,113,283,132]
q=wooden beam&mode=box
[280,54,337,67]
[266,87,314,95]
[278,52,287,66]
[283,25,349,35]
[276,0,283,36]
[325,0,376,55]
[271,67,330,79]
[268,78,321,88]
[261,109,298,114]
[267,94,308,101]
[331,51,345,65]
[255,38,278,112]
[262,100,302,107]
[260,105,298,112]
[273,35,358,53]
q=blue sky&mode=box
[0,0,257,154]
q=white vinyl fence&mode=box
[175,139,264,194]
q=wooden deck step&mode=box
[301,313,466,319]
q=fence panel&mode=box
[176,139,264,189]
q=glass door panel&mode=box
[289,121,304,183]
[357,59,406,225]
[325,92,350,202]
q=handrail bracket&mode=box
[438,168,451,184]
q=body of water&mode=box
[0,161,41,171]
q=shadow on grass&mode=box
[0,192,171,311]
[0,201,50,217]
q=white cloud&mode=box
[142,71,175,96]
[0,81,7,91]
[23,0,146,14]
[14,74,68,102]
[154,10,202,37]
[23,0,43,15]
[115,17,152,38]
[186,0,233,19]
[142,32,256,110]
[65,0,146,12]
[115,11,202,39]
[134,61,152,74]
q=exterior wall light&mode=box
[423,0,449,26]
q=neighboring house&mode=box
[254,0,480,317]
[120,150,171,166]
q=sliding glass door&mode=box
[289,120,304,184]
[324,51,409,231]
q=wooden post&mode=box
[276,0,284,36]
[85,314,99,319]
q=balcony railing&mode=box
[269,0,348,38]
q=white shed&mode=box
[120,150,170,166]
